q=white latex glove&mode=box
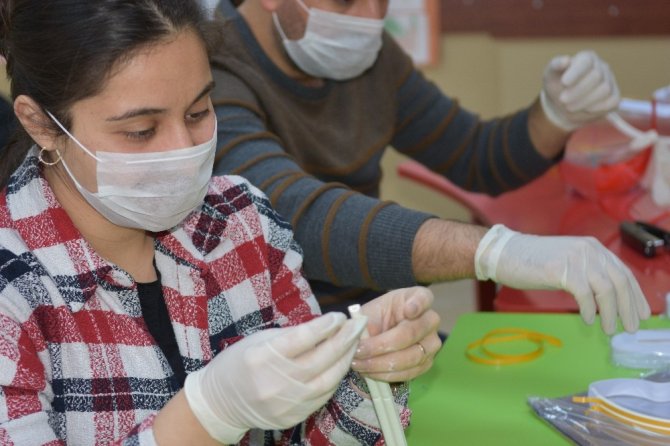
[541,50,620,131]
[353,287,441,383]
[184,312,368,444]
[475,224,651,335]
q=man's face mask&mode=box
[273,0,385,81]
[46,110,216,232]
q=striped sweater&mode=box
[210,0,556,307]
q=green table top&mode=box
[405,312,670,445]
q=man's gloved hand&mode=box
[184,312,367,444]
[541,50,620,131]
[475,224,651,335]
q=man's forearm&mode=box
[411,218,489,283]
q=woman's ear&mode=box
[13,95,59,150]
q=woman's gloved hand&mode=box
[184,312,367,444]
[475,224,651,335]
[541,50,620,131]
[352,286,442,383]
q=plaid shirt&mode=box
[0,149,409,445]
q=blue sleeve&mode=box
[213,101,432,291]
[392,69,556,195]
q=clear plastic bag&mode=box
[528,370,670,446]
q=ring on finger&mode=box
[416,342,427,360]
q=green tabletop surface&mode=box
[405,312,670,445]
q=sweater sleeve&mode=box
[392,68,557,196]
[0,308,159,445]
[0,256,159,446]
[0,313,65,445]
[213,93,433,292]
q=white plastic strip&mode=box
[348,304,408,446]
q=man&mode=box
[208,0,650,334]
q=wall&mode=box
[0,71,8,99]
[2,34,667,113]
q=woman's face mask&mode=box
[273,0,385,80]
[46,110,217,232]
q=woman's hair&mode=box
[0,0,219,187]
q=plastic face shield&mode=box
[574,378,670,436]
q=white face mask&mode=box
[46,111,217,232]
[273,0,384,80]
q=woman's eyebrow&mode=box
[106,81,216,122]
[189,81,216,108]
[106,107,165,122]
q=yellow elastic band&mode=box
[466,327,562,365]
[573,396,670,435]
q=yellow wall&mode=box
[0,67,8,99]
[380,33,670,220]
[2,34,667,108]
[424,34,670,118]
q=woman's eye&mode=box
[125,128,155,141]
[186,109,210,123]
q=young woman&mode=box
[0,1,441,444]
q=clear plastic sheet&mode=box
[610,329,670,370]
[528,370,670,446]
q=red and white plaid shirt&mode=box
[0,149,409,445]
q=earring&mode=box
[38,147,62,166]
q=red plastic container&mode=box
[559,120,652,200]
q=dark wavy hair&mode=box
[0,0,219,187]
